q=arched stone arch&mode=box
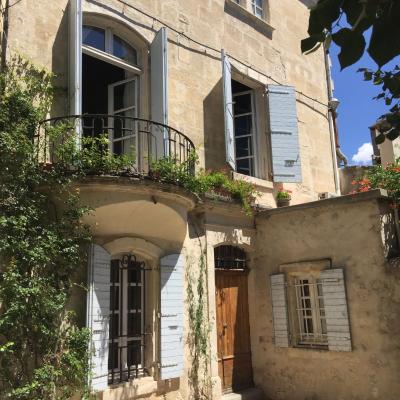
[103,237,164,260]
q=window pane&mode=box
[113,35,138,65]
[83,25,105,51]
[110,260,119,283]
[128,267,142,284]
[109,314,119,337]
[128,286,141,310]
[127,340,141,366]
[127,313,142,336]
[237,158,253,176]
[234,93,252,114]
[236,136,252,158]
[108,342,119,370]
[113,80,136,112]
[234,115,252,137]
[110,286,119,311]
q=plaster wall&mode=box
[5,0,336,207]
[253,194,400,400]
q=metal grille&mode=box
[214,245,247,270]
[294,278,327,346]
[35,114,195,175]
[108,254,149,385]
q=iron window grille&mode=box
[108,254,150,385]
[292,278,328,347]
[214,245,248,270]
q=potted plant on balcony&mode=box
[276,185,292,207]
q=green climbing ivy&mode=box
[0,58,96,399]
[151,154,259,215]
[186,240,212,399]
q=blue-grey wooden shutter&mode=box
[267,85,302,182]
[221,50,236,170]
[151,27,168,159]
[160,254,184,379]
[69,0,82,116]
[321,268,352,352]
[270,274,290,347]
[87,244,111,391]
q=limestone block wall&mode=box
[4,0,337,206]
[253,191,400,400]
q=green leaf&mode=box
[332,28,366,70]
[368,2,400,67]
[301,33,324,54]
[308,0,341,36]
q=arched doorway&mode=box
[214,245,253,393]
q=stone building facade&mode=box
[2,1,400,399]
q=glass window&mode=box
[251,0,264,18]
[113,35,138,65]
[83,25,105,51]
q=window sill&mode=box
[105,376,158,397]
[224,0,275,37]
[232,171,274,190]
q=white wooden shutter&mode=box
[267,85,302,183]
[87,244,111,391]
[69,0,82,116]
[270,274,290,347]
[221,50,235,170]
[160,254,184,379]
[151,27,168,159]
[321,268,352,352]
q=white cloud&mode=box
[351,142,373,165]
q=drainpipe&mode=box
[323,45,342,195]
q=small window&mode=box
[251,0,264,18]
[214,245,247,270]
[292,277,327,347]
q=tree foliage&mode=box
[0,58,92,399]
[301,0,400,143]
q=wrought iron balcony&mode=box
[35,114,195,176]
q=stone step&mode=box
[222,387,266,400]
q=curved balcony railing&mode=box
[35,114,195,175]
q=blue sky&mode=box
[329,33,399,165]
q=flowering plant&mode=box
[276,185,292,200]
[352,159,400,206]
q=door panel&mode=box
[216,270,253,392]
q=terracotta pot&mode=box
[277,198,290,207]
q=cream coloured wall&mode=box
[5,0,336,207]
[253,191,400,400]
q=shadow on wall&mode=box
[51,5,69,117]
[380,205,400,260]
[203,78,228,172]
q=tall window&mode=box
[232,80,256,176]
[292,276,327,346]
[251,0,264,18]
[108,254,146,384]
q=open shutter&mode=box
[321,268,352,352]
[221,50,235,170]
[270,274,290,347]
[160,254,184,379]
[69,0,82,116]
[151,27,168,159]
[267,85,301,183]
[87,244,111,391]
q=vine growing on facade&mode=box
[0,58,94,399]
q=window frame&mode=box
[251,0,264,18]
[232,88,258,177]
[82,24,142,75]
[108,254,147,385]
[287,272,328,349]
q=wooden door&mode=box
[216,270,253,392]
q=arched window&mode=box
[214,245,247,270]
[83,25,138,66]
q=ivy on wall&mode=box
[0,58,93,399]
